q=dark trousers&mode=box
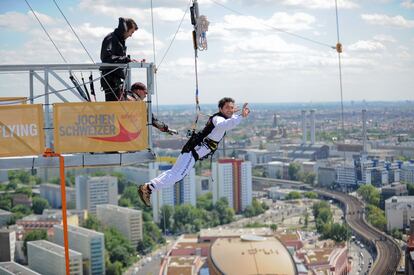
[100,74,122,101]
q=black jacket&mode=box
[100,17,131,79]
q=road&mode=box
[316,189,401,275]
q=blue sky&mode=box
[0,0,413,105]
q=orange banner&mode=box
[0,104,45,157]
[53,102,148,153]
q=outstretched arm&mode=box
[152,113,177,135]
[213,103,250,131]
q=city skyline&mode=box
[0,0,413,104]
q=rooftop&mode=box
[0,262,40,275]
[200,227,273,238]
[386,196,414,203]
[210,236,296,275]
[96,204,142,214]
[0,209,12,215]
[54,224,104,238]
[28,240,82,257]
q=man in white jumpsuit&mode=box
[138,97,250,207]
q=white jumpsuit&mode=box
[149,114,243,191]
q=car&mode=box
[360,244,364,248]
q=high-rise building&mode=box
[380,183,408,210]
[54,225,105,275]
[335,164,356,189]
[401,161,414,184]
[40,183,76,209]
[0,229,15,262]
[96,204,143,248]
[0,262,40,275]
[75,176,118,215]
[28,240,83,275]
[212,159,252,213]
[385,196,414,231]
[150,162,196,222]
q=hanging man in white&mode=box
[138,97,250,206]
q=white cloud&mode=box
[77,23,112,39]
[373,34,396,43]
[280,0,358,9]
[77,0,191,23]
[348,40,386,52]
[267,12,316,31]
[209,12,316,41]
[224,33,307,53]
[0,11,58,32]
[152,7,189,22]
[401,0,414,9]
[361,13,414,28]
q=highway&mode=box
[316,189,401,275]
[252,177,402,274]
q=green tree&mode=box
[173,204,200,233]
[302,172,316,185]
[285,191,302,200]
[121,185,145,209]
[357,184,380,207]
[137,235,155,255]
[11,204,32,216]
[106,261,123,275]
[318,208,333,224]
[0,194,12,211]
[23,229,47,255]
[159,205,174,234]
[110,246,131,266]
[407,183,414,196]
[15,186,32,197]
[32,197,49,214]
[366,205,386,231]
[243,205,255,218]
[111,172,132,194]
[390,228,403,240]
[304,191,318,199]
[214,198,234,224]
[330,223,349,243]
[104,227,134,267]
[312,201,330,218]
[8,170,30,184]
[288,163,301,181]
[270,224,278,232]
[6,181,17,190]
[196,193,213,211]
[83,215,102,231]
[118,197,132,207]
[252,198,265,215]
[144,222,165,244]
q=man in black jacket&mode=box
[100,17,138,101]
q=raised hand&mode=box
[241,103,250,117]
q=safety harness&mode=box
[182,112,226,161]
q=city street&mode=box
[349,240,373,275]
